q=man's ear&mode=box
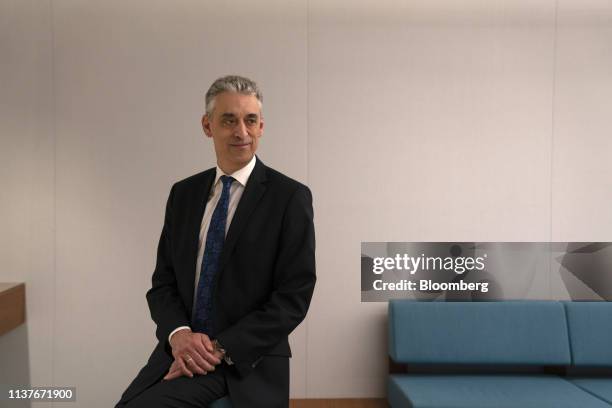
[202,114,212,138]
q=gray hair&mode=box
[205,75,263,117]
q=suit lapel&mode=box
[218,157,268,273]
[184,168,215,313]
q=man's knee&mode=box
[122,373,227,408]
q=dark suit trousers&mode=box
[119,365,228,408]
[117,356,289,408]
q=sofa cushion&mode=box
[209,396,232,408]
[388,301,571,365]
[388,375,612,408]
[564,302,612,367]
[570,379,612,405]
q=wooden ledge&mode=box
[0,283,26,336]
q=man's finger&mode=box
[201,350,222,366]
[173,347,212,374]
[185,354,210,374]
[188,342,215,369]
[197,333,215,353]
[163,369,182,381]
[194,354,216,372]
[163,362,181,380]
[191,339,220,366]
[182,334,218,367]
[163,369,177,380]
[178,357,194,378]
[171,332,207,360]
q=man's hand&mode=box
[163,349,225,381]
[163,329,223,380]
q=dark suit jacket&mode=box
[117,157,316,407]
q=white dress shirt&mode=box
[168,155,257,343]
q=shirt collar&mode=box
[214,155,257,187]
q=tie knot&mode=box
[220,175,234,188]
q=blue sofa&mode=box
[209,396,232,407]
[388,301,612,407]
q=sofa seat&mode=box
[570,379,612,405]
[209,396,232,408]
[388,374,612,408]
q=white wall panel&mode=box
[307,0,556,396]
[51,1,308,405]
[4,0,612,405]
[0,2,54,406]
[552,0,612,241]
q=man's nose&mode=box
[234,120,248,138]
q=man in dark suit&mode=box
[116,75,316,408]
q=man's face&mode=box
[202,91,264,173]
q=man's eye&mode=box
[223,118,236,125]
[246,118,257,126]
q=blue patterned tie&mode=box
[193,175,234,335]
